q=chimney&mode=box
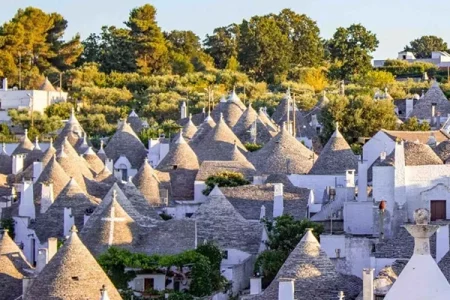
[260,205,266,219]
[379,151,386,162]
[436,224,449,263]
[32,161,43,183]
[273,183,284,218]
[345,170,355,187]
[432,103,437,117]
[278,278,294,300]
[40,183,54,214]
[47,237,57,261]
[19,180,35,219]
[105,158,114,173]
[100,285,111,300]
[358,161,368,202]
[250,276,262,295]
[2,78,7,91]
[64,207,74,237]
[338,291,345,299]
[22,277,34,296]
[12,154,24,175]
[36,248,48,273]
[180,101,187,119]
[363,268,374,300]
[427,133,437,147]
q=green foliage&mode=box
[319,95,397,144]
[196,242,226,291]
[399,117,431,131]
[167,292,194,300]
[379,60,437,77]
[98,244,225,297]
[45,102,74,119]
[255,216,324,286]
[244,143,263,152]
[8,109,63,139]
[126,4,169,75]
[0,218,15,239]
[404,35,448,58]
[327,24,379,80]
[355,70,395,89]
[203,171,250,195]
[0,7,82,87]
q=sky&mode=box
[1,0,449,60]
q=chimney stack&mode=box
[64,207,74,237]
[40,183,54,214]
[22,277,34,296]
[36,248,48,273]
[363,268,374,300]
[250,276,262,295]
[19,180,35,219]
[47,237,57,261]
[2,78,7,91]
[32,161,43,183]
[180,101,187,119]
[260,205,266,219]
[12,154,24,175]
[273,183,284,218]
[278,278,294,300]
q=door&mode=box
[431,200,446,221]
[144,278,154,292]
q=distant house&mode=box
[0,78,67,122]
[374,51,450,68]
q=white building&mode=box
[0,78,67,121]
[374,51,450,68]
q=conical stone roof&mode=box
[54,109,84,148]
[104,121,148,169]
[25,226,122,300]
[410,81,450,120]
[233,104,273,144]
[192,115,247,162]
[33,178,98,241]
[34,156,71,201]
[258,108,278,132]
[182,114,198,140]
[127,109,144,134]
[0,230,22,255]
[40,139,57,166]
[132,159,161,206]
[250,128,315,174]
[81,193,136,257]
[56,140,93,191]
[83,147,105,175]
[223,101,244,128]
[190,113,216,145]
[24,138,43,169]
[309,125,358,175]
[158,135,199,171]
[12,129,34,156]
[39,77,56,92]
[258,229,362,300]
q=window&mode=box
[222,250,229,259]
[185,213,193,218]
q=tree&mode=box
[399,117,431,131]
[203,171,250,195]
[319,95,397,144]
[327,24,379,80]
[355,70,395,89]
[255,215,323,286]
[405,35,448,59]
[225,56,240,71]
[125,4,169,75]
[238,15,291,83]
[204,24,239,69]
[276,9,324,67]
[0,7,82,82]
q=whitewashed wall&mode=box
[289,174,347,204]
[344,201,374,235]
[362,131,395,168]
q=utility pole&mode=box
[293,93,296,137]
[19,53,22,90]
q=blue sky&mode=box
[1,0,449,59]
